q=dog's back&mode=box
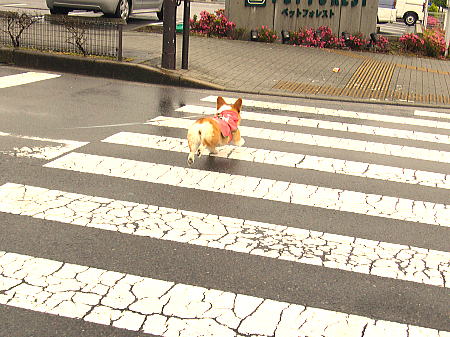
[187,97,243,165]
[187,118,221,165]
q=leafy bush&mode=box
[427,15,439,27]
[344,33,369,51]
[399,33,425,53]
[432,0,447,7]
[423,28,446,57]
[289,26,343,48]
[256,25,278,43]
[288,27,374,51]
[400,29,446,57]
[316,26,343,48]
[189,9,235,38]
[229,27,247,41]
[429,3,439,12]
[372,35,390,52]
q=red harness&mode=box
[213,110,239,141]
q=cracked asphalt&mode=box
[0,66,449,336]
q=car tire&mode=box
[50,7,69,15]
[115,0,130,21]
[157,5,163,21]
[404,12,418,26]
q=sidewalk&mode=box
[124,29,450,107]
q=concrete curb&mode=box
[0,47,223,91]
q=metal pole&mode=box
[182,0,190,69]
[117,23,123,61]
[445,0,450,57]
[423,2,428,30]
[161,0,177,69]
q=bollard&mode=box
[161,0,177,69]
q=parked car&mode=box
[395,0,425,25]
[46,0,164,21]
[378,0,397,23]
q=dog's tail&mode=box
[187,123,203,165]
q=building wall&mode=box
[225,0,378,37]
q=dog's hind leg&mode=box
[197,144,206,157]
[208,146,218,155]
[231,129,245,147]
[187,129,202,165]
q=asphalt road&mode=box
[0,66,449,337]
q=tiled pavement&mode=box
[123,30,450,106]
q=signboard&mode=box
[245,0,267,6]
[226,0,377,37]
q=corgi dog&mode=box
[187,97,245,165]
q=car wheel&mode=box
[115,0,130,21]
[50,7,69,15]
[404,12,418,26]
[157,5,163,21]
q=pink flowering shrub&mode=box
[344,33,368,51]
[372,35,389,52]
[316,26,343,48]
[423,28,446,57]
[426,15,439,28]
[190,9,235,38]
[400,30,446,57]
[256,25,278,43]
[399,33,425,53]
[289,26,343,48]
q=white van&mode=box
[396,0,425,25]
[378,0,397,24]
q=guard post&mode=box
[161,0,177,69]
[182,0,190,69]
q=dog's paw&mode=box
[196,149,202,157]
[236,138,245,147]
[187,154,195,165]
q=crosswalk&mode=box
[0,86,449,336]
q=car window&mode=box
[379,0,395,8]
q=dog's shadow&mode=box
[190,154,239,172]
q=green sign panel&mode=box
[245,0,266,6]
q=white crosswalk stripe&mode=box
[1,95,449,336]
[148,116,450,164]
[0,71,60,89]
[177,105,450,145]
[201,96,450,130]
[1,251,445,337]
[103,132,450,189]
[44,152,450,227]
[1,183,448,287]
[415,110,450,120]
[0,131,88,159]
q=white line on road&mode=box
[2,3,28,6]
[415,110,450,120]
[201,96,450,130]
[147,116,450,164]
[176,105,450,145]
[0,250,446,336]
[0,72,60,89]
[103,132,450,190]
[43,152,450,227]
[0,183,448,287]
[0,132,88,160]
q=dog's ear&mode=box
[233,98,242,112]
[217,96,226,110]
